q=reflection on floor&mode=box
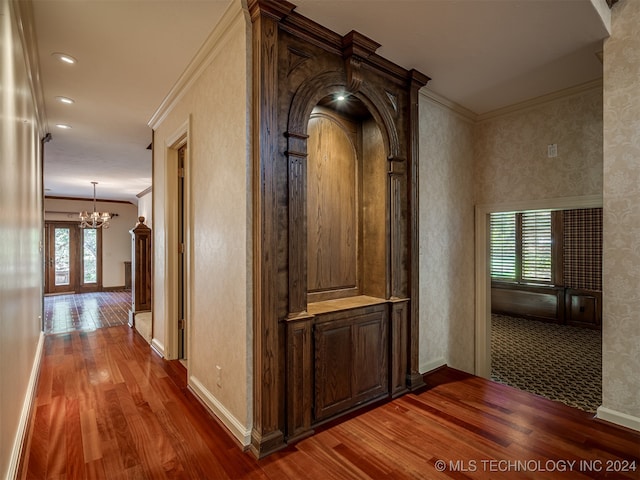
[44,290,131,334]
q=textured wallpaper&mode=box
[475,88,603,205]
[602,0,640,420]
[153,5,252,433]
[418,96,475,374]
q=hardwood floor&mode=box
[44,291,131,334]
[20,326,640,479]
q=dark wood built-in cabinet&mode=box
[249,0,428,457]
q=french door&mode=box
[45,222,102,294]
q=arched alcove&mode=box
[306,96,387,303]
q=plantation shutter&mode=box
[521,211,552,282]
[490,212,516,281]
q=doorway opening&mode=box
[45,222,102,295]
[177,144,187,361]
[475,196,603,413]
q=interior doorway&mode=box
[177,144,187,360]
[45,222,102,294]
[475,195,603,412]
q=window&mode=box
[490,210,554,284]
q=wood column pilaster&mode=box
[249,0,295,458]
[407,69,430,390]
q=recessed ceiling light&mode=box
[56,124,72,129]
[52,52,77,65]
[55,96,75,104]
[337,95,346,101]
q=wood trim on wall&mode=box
[249,0,292,458]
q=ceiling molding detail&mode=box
[419,88,477,123]
[477,78,603,123]
[12,0,47,136]
[148,0,246,129]
[421,78,603,125]
[45,195,135,205]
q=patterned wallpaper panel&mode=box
[602,0,640,419]
[474,88,603,206]
[563,208,602,291]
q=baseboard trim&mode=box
[103,286,128,292]
[8,331,45,479]
[151,338,165,358]
[189,375,251,447]
[420,357,447,374]
[596,406,640,432]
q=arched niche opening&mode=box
[306,93,387,305]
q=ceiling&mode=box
[33,0,610,204]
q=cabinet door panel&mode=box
[313,306,388,423]
[314,322,352,420]
[353,315,387,399]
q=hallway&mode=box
[44,291,131,334]
[19,326,640,479]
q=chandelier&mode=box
[79,181,111,229]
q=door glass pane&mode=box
[83,229,97,284]
[54,228,70,286]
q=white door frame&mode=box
[163,118,191,361]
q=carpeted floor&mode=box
[491,314,602,413]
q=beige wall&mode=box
[418,95,475,374]
[475,87,603,205]
[151,1,252,443]
[419,84,603,378]
[0,0,44,476]
[137,190,152,230]
[45,198,138,287]
[601,0,640,427]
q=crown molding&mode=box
[45,195,135,205]
[12,0,47,136]
[148,0,247,130]
[136,186,152,198]
[419,88,477,122]
[421,79,603,125]
[477,78,603,122]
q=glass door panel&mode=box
[54,227,71,286]
[46,223,78,294]
[83,229,98,284]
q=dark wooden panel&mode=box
[352,315,388,400]
[307,110,358,295]
[361,118,387,299]
[389,300,409,397]
[249,0,291,457]
[565,288,602,329]
[491,283,563,323]
[313,305,388,423]
[130,218,152,312]
[314,321,353,420]
[286,317,314,440]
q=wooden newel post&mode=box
[129,216,152,327]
